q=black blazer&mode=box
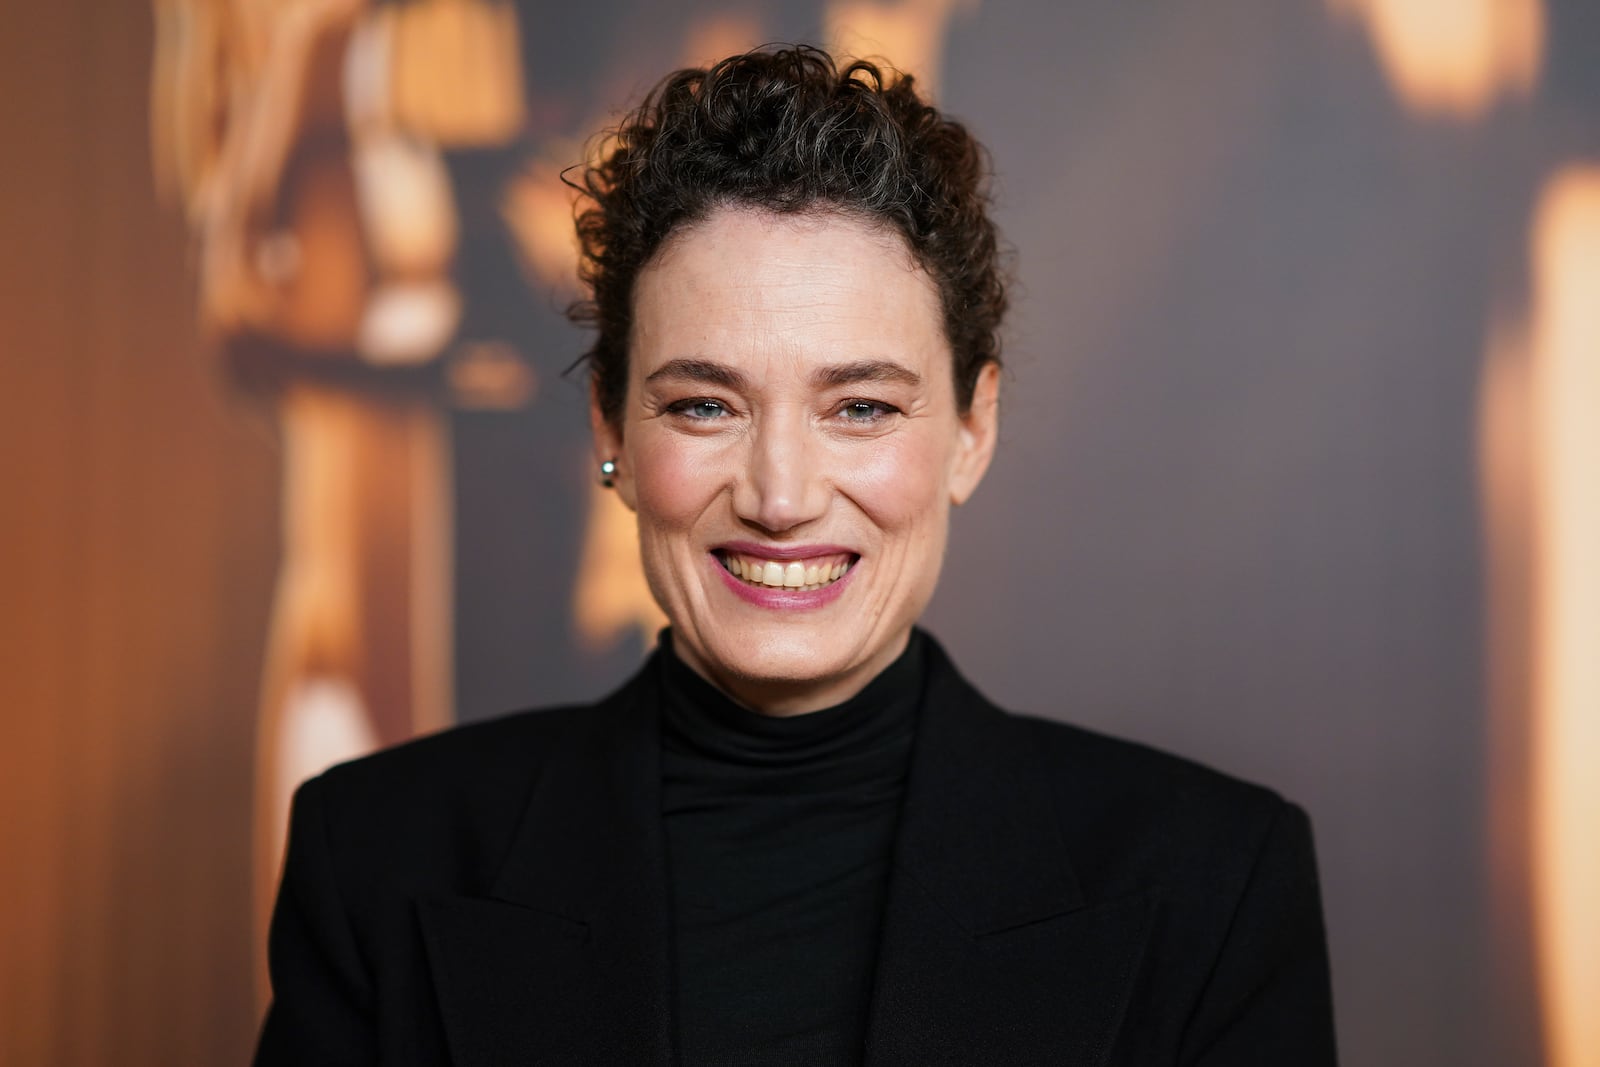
[254,637,1337,1065]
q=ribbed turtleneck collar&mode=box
[657,629,926,776]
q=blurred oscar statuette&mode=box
[151,0,530,1000]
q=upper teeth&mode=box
[719,552,853,590]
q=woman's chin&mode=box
[702,629,851,683]
[676,622,904,714]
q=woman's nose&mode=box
[732,408,828,533]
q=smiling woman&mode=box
[603,207,999,714]
[253,46,1337,1066]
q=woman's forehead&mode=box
[629,206,947,386]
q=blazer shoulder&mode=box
[921,634,1299,867]
[1000,707,1306,891]
[319,700,589,797]
[292,697,610,899]
[1011,708,1287,809]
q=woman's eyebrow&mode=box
[810,360,922,389]
[644,358,749,389]
[644,358,922,391]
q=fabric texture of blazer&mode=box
[254,634,1338,1066]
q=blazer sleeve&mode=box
[1179,799,1339,1066]
[253,773,377,1066]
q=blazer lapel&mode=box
[863,641,1158,1066]
[414,637,1155,1066]
[416,667,673,1067]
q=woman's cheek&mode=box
[631,433,720,528]
[842,430,952,527]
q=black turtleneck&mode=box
[658,631,926,1066]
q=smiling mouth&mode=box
[714,550,856,592]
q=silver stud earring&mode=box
[599,458,618,488]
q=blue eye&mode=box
[672,398,729,419]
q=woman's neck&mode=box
[666,628,914,716]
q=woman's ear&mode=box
[949,361,1001,507]
[589,384,637,511]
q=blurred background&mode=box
[2,0,1597,1064]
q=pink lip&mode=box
[708,551,857,610]
[713,541,857,562]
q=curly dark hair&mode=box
[568,44,1007,425]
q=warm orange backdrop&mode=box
[5,2,1597,1066]
[0,5,278,1064]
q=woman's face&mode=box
[593,206,999,714]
